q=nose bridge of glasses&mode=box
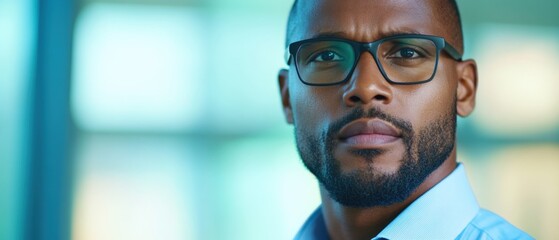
[351,46,387,85]
[355,42,382,72]
[361,42,378,58]
[343,46,392,105]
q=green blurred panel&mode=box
[72,3,206,132]
[206,0,290,11]
[211,136,320,240]
[79,0,204,7]
[72,134,202,240]
[71,133,318,240]
[459,0,559,26]
[72,3,292,134]
[472,24,559,137]
[206,9,291,134]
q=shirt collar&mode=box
[295,163,480,240]
[372,163,480,240]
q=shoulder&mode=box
[457,209,534,240]
[294,207,329,240]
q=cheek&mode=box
[432,63,459,113]
[397,63,457,129]
[290,82,341,134]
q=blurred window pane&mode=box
[473,24,559,137]
[72,3,205,132]
[72,135,198,240]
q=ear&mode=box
[455,59,478,117]
[278,69,294,124]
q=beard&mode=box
[295,105,456,208]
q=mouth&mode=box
[338,118,402,148]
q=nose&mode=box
[342,52,393,107]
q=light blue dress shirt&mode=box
[294,163,534,240]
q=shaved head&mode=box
[285,0,464,53]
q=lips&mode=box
[338,119,402,146]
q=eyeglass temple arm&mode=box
[443,42,463,61]
[285,47,292,65]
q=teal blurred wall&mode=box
[1,0,558,239]
[0,0,35,240]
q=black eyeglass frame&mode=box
[285,34,463,86]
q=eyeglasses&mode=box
[285,34,462,86]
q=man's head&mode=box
[278,0,477,207]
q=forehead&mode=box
[292,0,449,43]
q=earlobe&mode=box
[278,69,294,124]
[456,59,478,117]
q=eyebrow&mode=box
[309,29,424,42]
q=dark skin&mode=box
[278,0,478,239]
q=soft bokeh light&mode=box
[206,10,287,133]
[72,3,205,132]
[72,135,197,240]
[474,24,559,136]
[212,137,320,239]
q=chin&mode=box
[334,145,405,174]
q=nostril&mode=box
[374,95,387,101]
[349,96,361,103]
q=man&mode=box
[277,0,533,239]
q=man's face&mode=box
[280,0,476,207]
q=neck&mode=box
[320,148,458,240]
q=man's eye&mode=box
[391,47,421,59]
[311,51,344,62]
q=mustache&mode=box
[322,108,414,162]
[327,107,414,140]
[324,107,414,160]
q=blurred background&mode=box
[0,0,558,239]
